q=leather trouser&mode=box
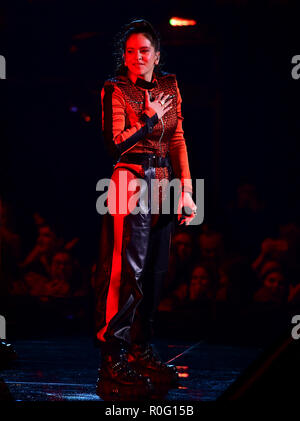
[94,163,175,354]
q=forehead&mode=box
[266,272,283,281]
[174,233,191,242]
[53,252,70,261]
[193,266,207,276]
[125,33,153,49]
[40,226,52,234]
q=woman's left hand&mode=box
[177,192,197,226]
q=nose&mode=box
[135,50,142,61]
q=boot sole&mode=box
[129,366,180,387]
[96,379,152,401]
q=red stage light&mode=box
[169,17,197,27]
[176,365,189,370]
[83,114,91,122]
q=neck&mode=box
[127,70,153,84]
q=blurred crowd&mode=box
[1,181,299,345]
[156,183,300,344]
[0,200,92,337]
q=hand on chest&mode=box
[125,87,177,140]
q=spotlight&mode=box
[169,17,197,27]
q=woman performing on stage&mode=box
[94,18,197,399]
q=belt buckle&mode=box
[148,154,155,168]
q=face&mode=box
[50,252,73,281]
[37,226,56,252]
[123,33,160,81]
[264,271,285,292]
[198,234,222,259]
[173,233,193,261]
[189,266,210,300]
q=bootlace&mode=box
[111,355,139,376]
[139,345,163,365]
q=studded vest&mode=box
[101,71,193,193]
[109,72,178,157]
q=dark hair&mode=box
[113,18,164,76]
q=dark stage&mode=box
[1,335,260,402]
[1,0,300,409]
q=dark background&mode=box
[1,0,300,266]
[1,3,300,403]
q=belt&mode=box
[118,153,171,169]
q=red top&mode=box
[101,72,193,193]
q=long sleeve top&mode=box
[101,71,192,193]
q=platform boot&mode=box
[96,344,154,400]
[127,342,179,389]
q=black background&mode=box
[1,0,300,265]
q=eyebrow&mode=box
[126,46,151,50]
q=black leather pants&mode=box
[94,164,175,352]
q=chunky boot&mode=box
[127,343,179,388]
[96,348,153,400]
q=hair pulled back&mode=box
[113,18,164,76]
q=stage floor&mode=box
[0,336,261,402]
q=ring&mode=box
[160,99,165,105]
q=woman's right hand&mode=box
[144,90,173,119]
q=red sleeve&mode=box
[101,82,158,156]
[168,79,193,194]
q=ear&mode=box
[155,51,160,65]
[123,54,127,66]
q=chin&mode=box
[129,68,145,76]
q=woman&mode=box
[95,19,197,399]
